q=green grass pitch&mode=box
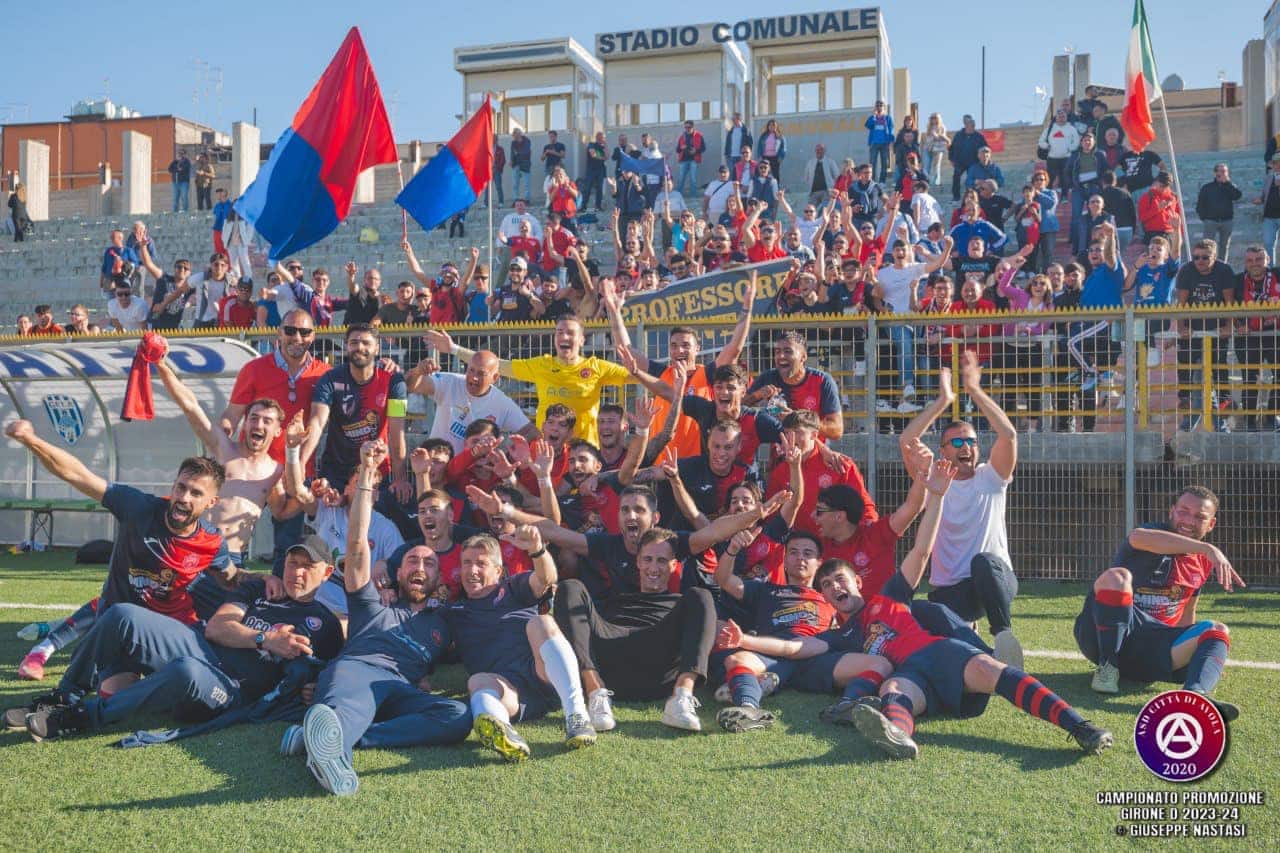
[0,552,1276,849]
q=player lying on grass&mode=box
[8,538,343,742]
[810,452,1113,759]
[710,442,990,725]
[285,440,470,797]
[1075,485,1243,721]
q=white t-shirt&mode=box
[428,372,531,453]
[188,271,234,323]
[106,297,149,331]
[912,193,943,231]
[704,179,735,220]
[796,215,824,247]
[929,462,1011,587]
[310,503,404,567]
[876,263,928,313]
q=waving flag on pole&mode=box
[397,97,494,231]
[1120,0,1161,153]
[236,28,397,260]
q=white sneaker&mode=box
[587,688,616,732]
[662,693,702,732]
[897,399,924,414]
[713,682,731,704]
[902,383,917,399]
[992,630,1025,671]
[875,399,895,413]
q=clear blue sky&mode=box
[6,0,1262,140]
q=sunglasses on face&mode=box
[1192,254,1211,261]
[282,325,314,338]
[948,437,978,448]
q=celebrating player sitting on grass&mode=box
[442,524,597,762]
[808,451,1113,759]
[288,440,470,797]
[1075,486,1243,721]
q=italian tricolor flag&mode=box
[1120,0,1161,152]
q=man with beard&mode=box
[746,332,844,441]
[405,349,534,454]
[13,536,343,742]
[377,487,481,603]
[221,308,329,574]
[601,273,757,459]
[286,441,470,796]
[2,422,232,721]
[305,325,410,503]
[1076,487,1243,722]
[595,404,627,471]
[898,355,1024,668]
[427,315,667,446]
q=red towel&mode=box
[120,332,169,422]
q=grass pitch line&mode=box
[1025,648,1280,672]
[0,602,82,611]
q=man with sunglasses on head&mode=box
[222,308,330,573]
[898,353,1024,669]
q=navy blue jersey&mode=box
[737,579,836,638]
[338,581,450,683]
[440,572,540,676]
[747,367,841,417]
[312,365,408,484]
[683,396,783,467]
[1101,522,1212,626]
[656,455,755,528]
[214,578,344,699]
[100,484,232,625]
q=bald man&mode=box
[406,349,538,453]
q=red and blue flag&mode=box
[397,97,493,231]
[236,28,397,260]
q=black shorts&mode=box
[1073,602,1184,683]
[708,648,837,694]
[495,663,558,722]
[893,638,990,719]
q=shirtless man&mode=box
[155,359,289,568]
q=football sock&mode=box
[1183,629,1230,694]
[539,636,588,718]
[727,667,763,709]
[995,667,1084,732]
[470,689,509,724]
[880,692,916,737]
[48,598,100,651]
[29,639,55,661]
[841,670,885,701]
[1093,589,1132,667]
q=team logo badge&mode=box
[182,554,201,570]
[306,616,323,631]
[42,394,85,445]
[1134,690,1227,782]
[853,551,870,568]
[579,368,592,378]
[817,474,833,488]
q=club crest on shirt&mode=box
[306,616,323,631]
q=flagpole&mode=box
[1155,95,1190,262]
[487,92,495,299]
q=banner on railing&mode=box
[617,259,791,326]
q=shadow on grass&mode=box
[917,730,1105,770]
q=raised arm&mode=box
[425,328,514,378]
[281,412,319,516]
[5,420,107,501]
[776,432,804,528]
[888,439,932,535]
[525,439,562,526]
[507,524,556,599]
[689,489,791,554]
[957,350,1016,479]
[138,241,164,280]
[1128,528,1242,592]
[716,271,757,367]
[618,346,674,402]
[900,366,956,451]
[401,240,432,287]
[900,458,957,590]
[344,440,386,593]
[923,236,955,275]
[154,359,231,460]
